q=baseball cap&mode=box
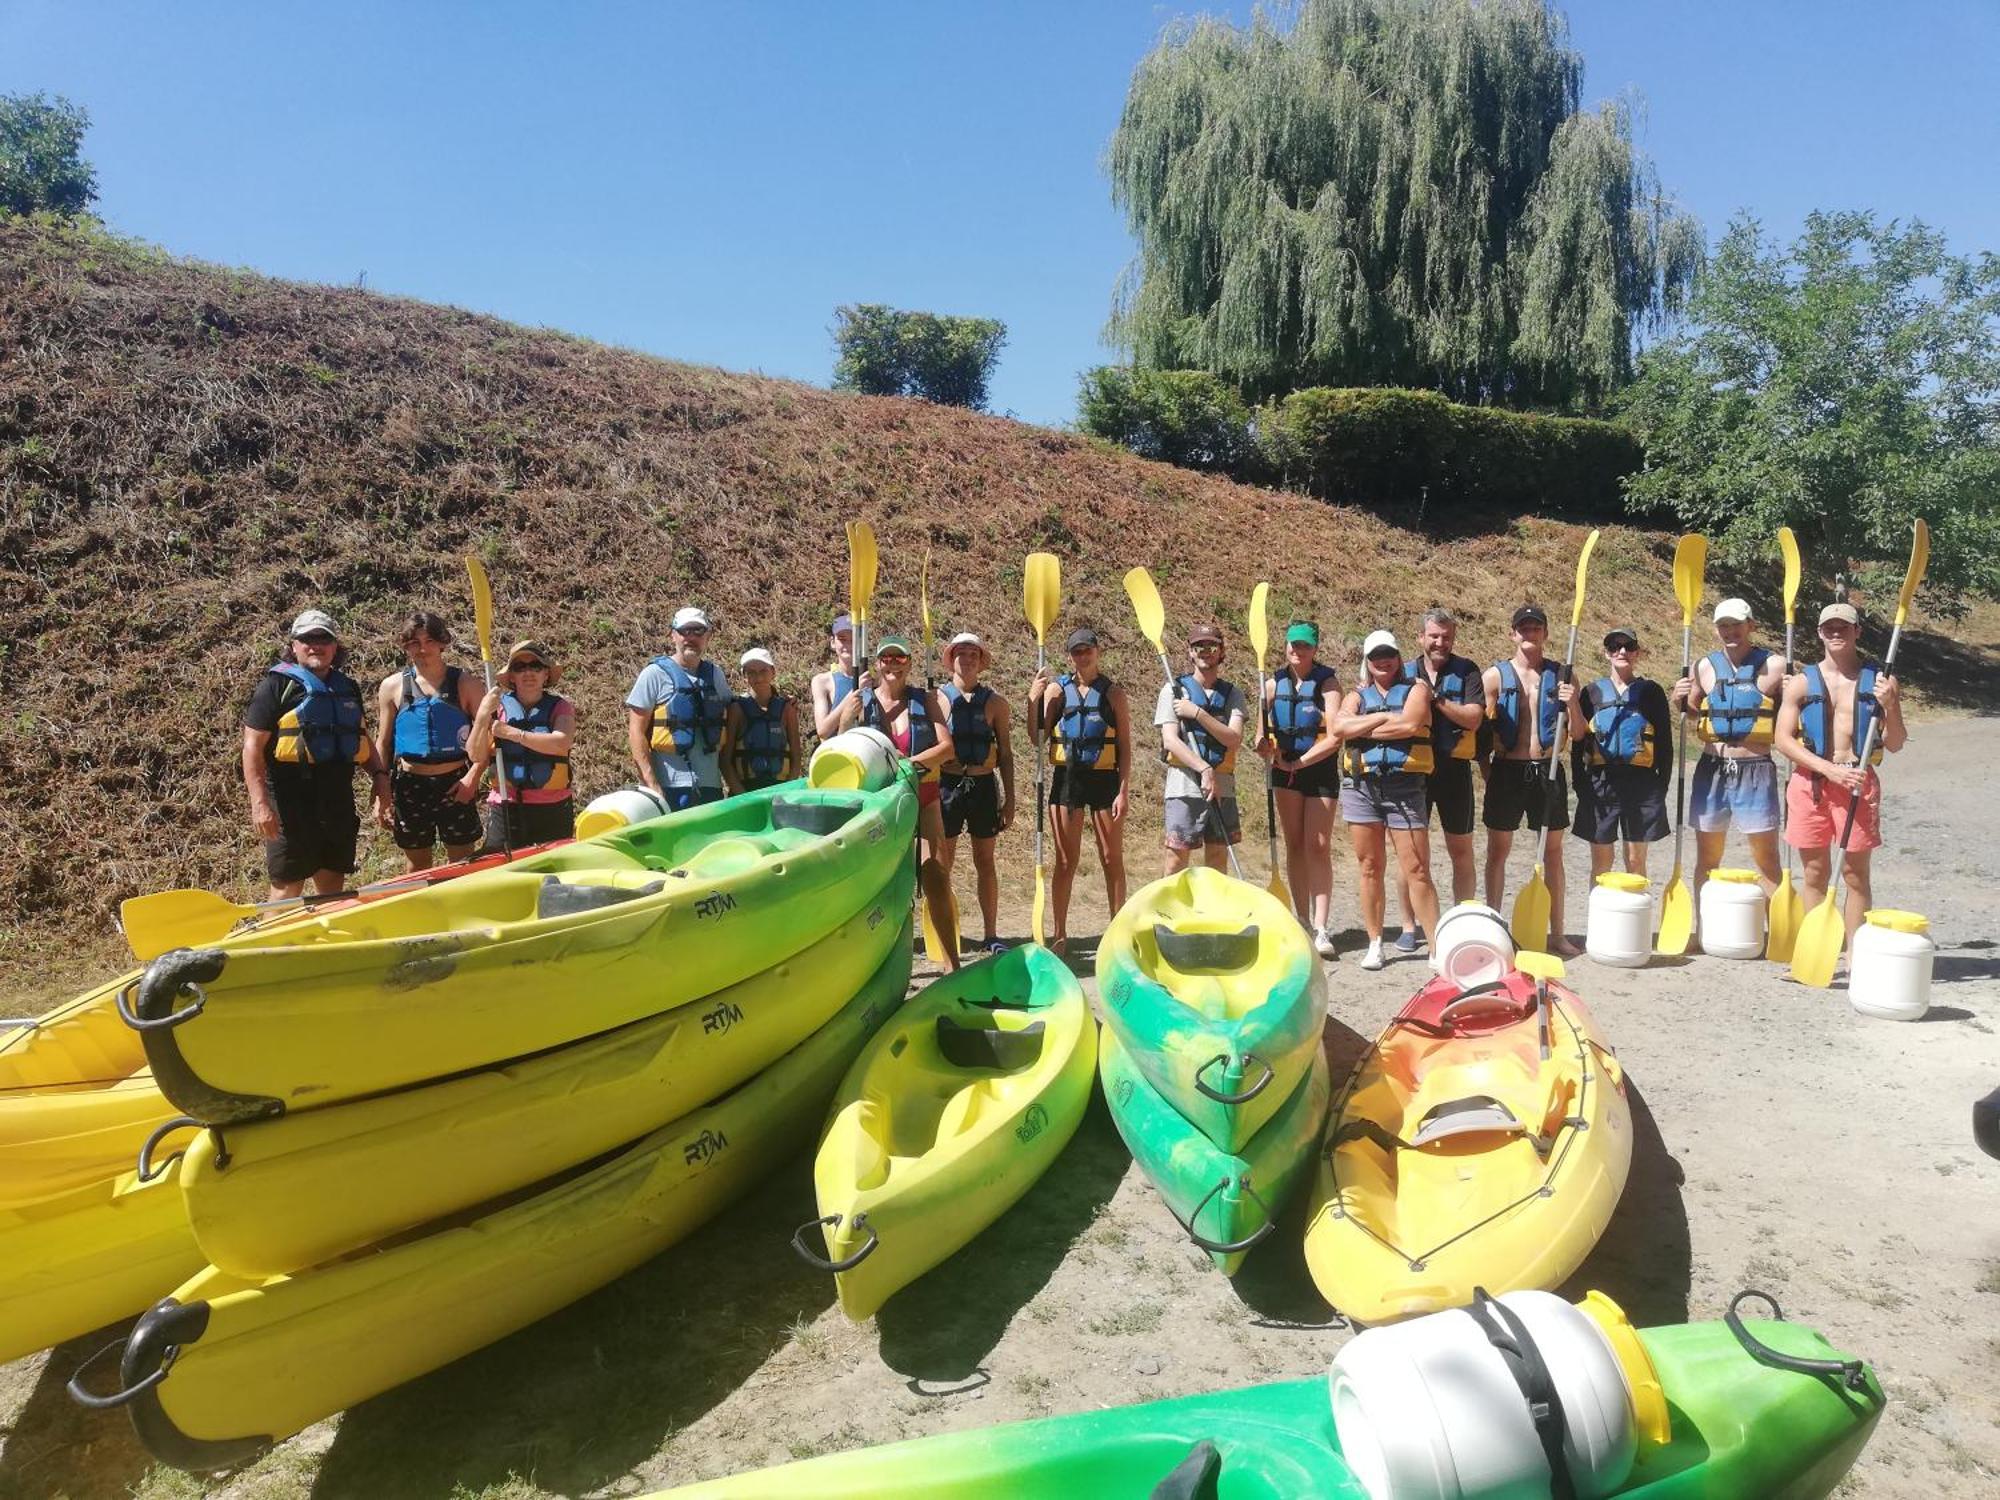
[1603,627,1641,650]
[290,608,339,640]
[1065,628,1099,652]
[1818,602,1860,627]
[1362,629,1401,659]
[671,606,712,633]
[1512,604,1548,629]
[1285,621,1320,646]
[947,631,987,661]
[1186,622,1224,646]
[1713,598,1754,623]
[829,613,853,636]
[874,634,912,658]
[739,647,776,670]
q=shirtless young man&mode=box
[1481,604,1579,956]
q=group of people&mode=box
[244,589,1906,969]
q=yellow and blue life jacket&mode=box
[649,657,728,756]
[1270,665,1337,758]
[1697,648,1776,748]
[392,666,472,765]
[1491,660,1563,753]
[1584,677,1657,769]
[1404,654,1482,760]
[269,663,368,768]
[1342,679,1437,777]
[731,693,791,789]
[1800,662,1884,767]
[1050,673,1118,770]
[499,691,571,794]
[942,682,996,770]
[1175,674,1238,773]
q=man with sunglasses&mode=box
[1774,602,1908,944]
[1672,598,1787,906]
[241,609,383,900]
[1568,628,1672,880]
[625,605,731,812]
[1156,622,1247,876]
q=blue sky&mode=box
[5,1,1995,426]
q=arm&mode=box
[810,673,841,742]
[453,673,490,802]
[1771,672,1855,788]
[1385,680,1433,740]
[1566,681,1591,741]
[627,705,661,791]
[1333,696,1390,739]
[468,688,502,763]
[1174,693,1245,752]
[1645,682,1674,784]
[1681,658,1717,739]
[373,676,398,780]
[1876,673,1908,755]
[721,703,745,795]
[1108,686,1132,819]
[784,701,805,779]
[992,697,1017,827]
[243,727,279,841]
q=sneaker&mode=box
[1359,940,1386,972]
[983,938,1009,956]
[1312,926,1338,961]
[1394,924,1425,955]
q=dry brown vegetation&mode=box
[2,218,1994,985]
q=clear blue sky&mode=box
[5,1,1995,426]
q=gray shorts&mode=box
[1165,796,1241,850]
[1340,771,1429,830]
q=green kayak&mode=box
[648,1311,1883,1498]
[1099,1022,1329,1274]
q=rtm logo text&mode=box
[695,891,738,920]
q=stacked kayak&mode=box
[1304,966,1632,1324]
[1096,868,1330,1271]
[130,778,917,1123]
[802,943,1095,1320]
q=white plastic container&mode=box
[809,727,900,791]
[1330,1289,1662,1500]
[1430,903,1515,988]
[1848,909,1934,1022]
[574,785,671,840]
[1586,873,1653,968]
[1698,869,1766,959]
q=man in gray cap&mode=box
[1672,596,1787,911]
[625,605,731,811]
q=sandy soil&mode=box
[3,721,1995,1499]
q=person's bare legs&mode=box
[1303,794,1336,931]
[1050,804,1087,951]
[403,845,435,873]
[1544,824,1580,957]
[1841,850,1873,945]
[1798,846,1832,914]
[1623,840,1649,877]
[970,834,1001,944]
[1276,787,1312,925]
[1589,841,1617,881]
[1484,828,1514,910]
[1693,829,1727,906]
[1391,825,1441,937]
[1201,838,1229,872]
[1089,808,1127,918]
[1443,830,1476,905]
[1744,830,1781,894]
[1351,822,1388,940]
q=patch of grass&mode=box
[1088,1303,1165,1337]
[786,1312,833,1361]
[786,1421,869,1462]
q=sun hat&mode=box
[290,608,339,640]
[1065,628,1099,652]
[1511,604,1548,629]
[1187,622,1225,646]
[1285,622,1320,646]
[739,647,776,670]
[1362,629,1401,659]
[1819,602,1861,627]
[947,631,988,663]
[501,639,563,688]
[671,606,712,633]
[1713,598,1754,623]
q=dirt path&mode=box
[3,722,1995,1499]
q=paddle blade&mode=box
[1767,872,1803,963]
[1570,531,1601,628]
[1123,566,1166,652]
[920,547,934,652]
[1896,518,1930,625]
[1032,865,1047,945]
[1248,581,1271,665]
[1510,869,1550,951]
[1024,552,1061,642]
[1656,877,1693,957]
[921,891,955,967]
[1790,893,1845,988]
[1778,527,1802,619]
[121,889,255,961]
[465,555,496,663]
[846,521,878,623]
[1265,866,1290,912]
[1672,534,1708,625]
[1515,949,1567,984]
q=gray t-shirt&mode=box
[1155,678,1248,799]
[625,657,728,792]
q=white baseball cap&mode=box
[739,647,775,670]
[1361,629,1401,658]
[1713,598,1754,623]
[671,606,712,633]
[290,608,339,639]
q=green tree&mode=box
[0,92,97,219]
[1621,212,2000,605]
[1106,0,1700,410]
[1075,366,1255,473]
[831,304,1007,410]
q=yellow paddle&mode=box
[1246,582,1291,912]
[845,521,878,681]
[1655,533,1709,956]
[122,874,438,960]
[1024,553,1061,944]
[1766,526,1806,962]
[917,547,958,964]
[1791,518,1928,988]
[465,555,509,850]
[1511,529,1599,952]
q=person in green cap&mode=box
[1257,619,1342,957]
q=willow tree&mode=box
[1106,0,1701,409]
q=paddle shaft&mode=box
[1033,637,1047,876]
[1670,618,1694,872]
[1823,615,1909,870]
[1779,618,1796,860]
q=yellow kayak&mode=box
[85,931,912,1471]
[802,943,1096,1321]
[132,777,917,1124]
[1302,967,1632,1324]
[183,863,915,1277]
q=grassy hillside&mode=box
[2,218,1992,977]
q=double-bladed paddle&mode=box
[1024,553,1061,944]
[1246,582,1291,912]
[1765,527,1806,962]
[917,547,958,965]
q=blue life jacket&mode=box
[1585,677,1657,768]
[732,692,791,789]
[1052,674,1117,770]
[1270,665,1337,757]
[1404,654,1481,759]
[864,687,938,776]
[1801,663,1884,767]
[392,666,472,765]
[648,657,727,756]
[1175,674,1238,772]
[942,682,996,770]
[1491,660,1562,753]
[268,663,366,768]
[1343,680,1437,777]
[1699,647,1775,748]
[499,691,571,794]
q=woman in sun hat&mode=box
[470,639,576,851]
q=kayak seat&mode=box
[673,835,778,880]
[935,1077,1007,1142]
[772,795,861,837]
[536,877,665,920]
[1152,924,1259,975]
[1409,1095,1525,1148]
[935,1016,1045,1074]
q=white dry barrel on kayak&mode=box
[1329,1289,1668,1500]
[1430,903,1515,988]
[575,785,672,840]
[1848,909,1934,1021]
[809,727,900,791]
[1698,868,1766,959]
[1586,873,1653,968]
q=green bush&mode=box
[1075,366,1254,474]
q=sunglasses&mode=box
[1367,650,1399,663]
[676,627,710,637]
[877,652,910,663]
[1191,641,1222,652]
[1607,642,1638,654]
[509,660,549,672]
[295,633,337,646]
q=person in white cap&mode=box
[1335,630,1441,970]
[241,609,384,900]
[724,646,802,795]
[1773,601,1908,944]
[936,631,1016,954]
[624,606,731,811]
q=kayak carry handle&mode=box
[65,1336,166,1411]
[1724,1290,1871,1392]
[134,1116,205,1183]
[1193,1052,1273,1105]
[120,947,228,1033]
[1181,1174,1276,1255]
[790,1212,878,1273]
[1438,991,1532,1026]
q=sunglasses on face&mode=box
[1607,643,1637,654]
[677,627,710,638]
[296,633,337,646]
[1191,642,1222,653]
[877,652,910,664]
[1367,651,1399,663]
[509,660,548,672]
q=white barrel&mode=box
[1430,903,1514,988]
[574,784,671,840]
[1698,869,1766,959]
[1330,1290,1643,1500]
[1848,909,1934,1021]
[1586,874,1653,968]
[809,727,900,791]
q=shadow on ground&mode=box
[0,1326,156,1499]
[1564,1081,1692,1329]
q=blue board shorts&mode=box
[1689,753,1779,834]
